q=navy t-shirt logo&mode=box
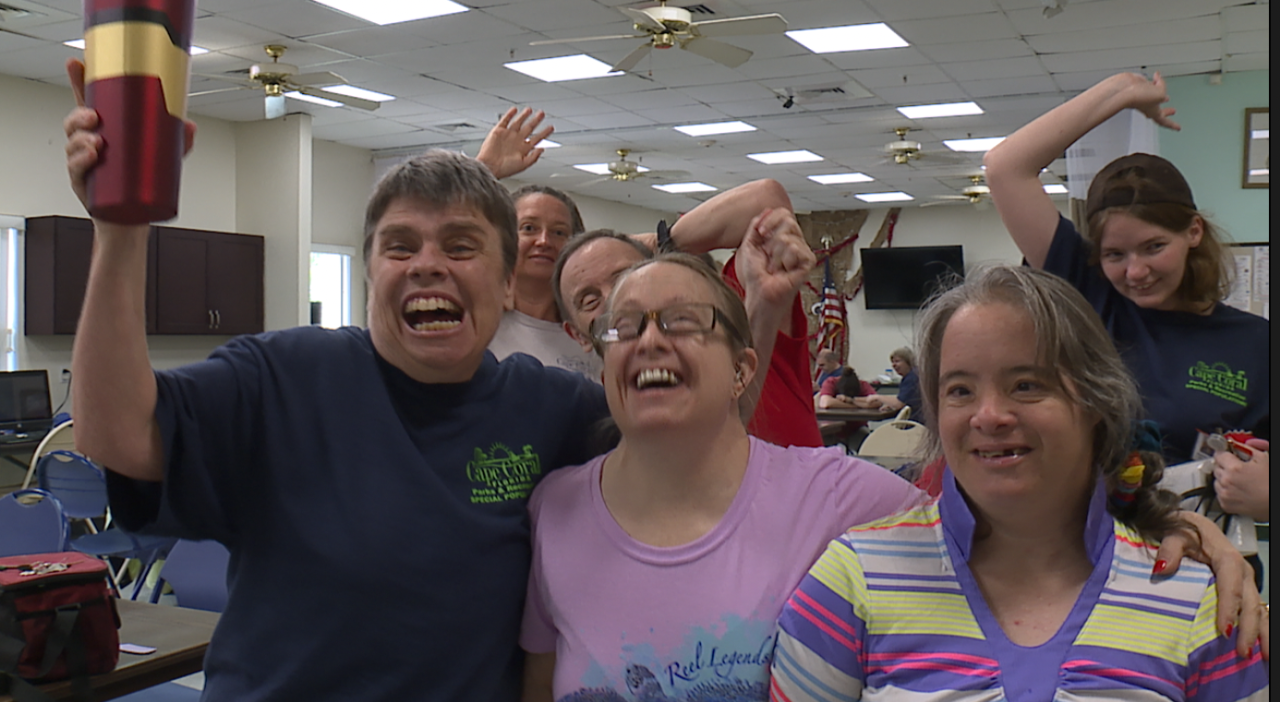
[465,443,543,504]
[1186,361,1249,407]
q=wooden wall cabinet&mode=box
[25,216,263,336]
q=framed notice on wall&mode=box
[1223,242,1268,319]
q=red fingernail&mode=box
[1224,624,1233,638]
[1152,560,1167,575]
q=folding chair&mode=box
[35,450,174,598]
[857,410,927,466]
[21,418,75,490]
[151,539,231,613]
[0,489,70,557]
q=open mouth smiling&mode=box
[634,368,683,390]
[403,297,463,332]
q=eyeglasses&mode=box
[592,303,732,345]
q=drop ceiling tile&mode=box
[871,83,972,104]
[221,42,348,66]
[1025,16,1219,54]
[565,111,658,130]
[1151,60,1222,78]
[1222,4,1270,32]
[602,88,702,111]
[822,47,935,71]
[959,74,1059,98]
[764,0,881,28]
[564,73,677,97]
[0,43,80,80]
[735,55,840,81]
[708,97,797,118]
[194,16,289,51]
[483,0,631,31]
[1039,41,1220,74]
[943,56,1048,81]
[300,27,434,57]
[863,0,1002,22]
[221,1,367,39]
[392,10,527,44]
[1005,0,1234,35]
[1223,53,1267,73]
[923,40,1034,66]
[313,117,421,141]
[848,64,953,89]
[0,31,43,54]
[430,65,536,90]
[511,95,615,117]
[4,19,80,42]
[372,75,462,100]
[483,83,586,104]
[344,130,444,151]
[1225,30,1268,56]
[633,104,733,124]
[892,12,1020,45]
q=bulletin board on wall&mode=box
[1224,242,1268,319]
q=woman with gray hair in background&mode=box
[772,265,1268,701]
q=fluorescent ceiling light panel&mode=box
[320,85,396,102]
[855,191,913,203]
[536,139,561,148]
[574,163,649,175]
[653,182,718,194]
[312,0,468,25]
[808,173,873,185]
[65,38,207,54]
[747,150,823,165]
[286,91,342,107]
[1252,129,1269,139]
[1043,184,1069,194]
[674,121,757,137]
[504,54,622,82]
[897,101,983,119]
[944,136,1006,152]
[785,23,908,54]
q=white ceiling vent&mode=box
[778,80,874,104]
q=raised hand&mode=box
[735,208,815,308]
[1122,71,1180,131]
[63,58,196,211]
[476,106,555,179]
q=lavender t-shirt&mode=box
[521,437,926,701]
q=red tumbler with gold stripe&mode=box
[83,0,196,224]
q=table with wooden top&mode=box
[1,599,219,702]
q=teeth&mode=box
[412,320,461,332]
[404,297,462,314]
[636,368,680,389]
[977,449,1026,458]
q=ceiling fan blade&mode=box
[188,86,249,98]
[530,33,646,46]
[918,200,954,208]
[618,7,667,33]
[192,72,258,88]
[680,37,752,68]
[612,42,653,72]
[265,94,286,120]
[579,176,616,187]
[692,13,787,38]
[297,85,380,111]
[639,169,691,180]
[291,71,347,87]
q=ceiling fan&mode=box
[190,45,380,120]
[573,149,690,186]
[529,1,787,72]
[878,127,965,167]
[922,175,991,208]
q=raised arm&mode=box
[734,207,815,420]
[65,58,192,481]
[475,107,554,180]
[983,72,1181,268]
[667,178,791,253]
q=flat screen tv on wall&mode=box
[860,245,965,310]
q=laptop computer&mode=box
[0,370,54,436]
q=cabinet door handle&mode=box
[214,310,221,329]
[208,310,215,329]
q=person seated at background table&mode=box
[521,253,932,701]
[814,348,842,392]
[983,72,1269,466]
[817,366,877,411]
[866,346,922,418]
[553,182,826,448]
[771,265,1269,701]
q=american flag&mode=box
[815,258,846,359]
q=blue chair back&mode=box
[161,540,231,613]
[36,450,108,521]
[0,489,70,557]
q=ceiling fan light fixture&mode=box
[674,121,757,137]
[285,90,342,107]
[809,173,873,185]
[653,182,718,194]
[897,101,983,119]
[944,136,1006,152]
[504,54,623,82]
[747,149,823,165]
[320,84,396,102]
[785,23,908,54]
[856,191,914,203]
[312,0,468,26]
[574,163,649,175]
